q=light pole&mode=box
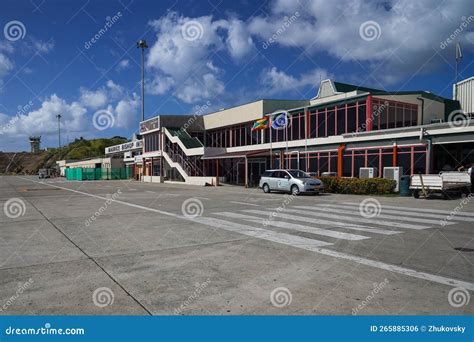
[56,114,62,149]
[137,39,148,123]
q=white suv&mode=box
[259,169,323,195]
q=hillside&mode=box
[0,137,127,175]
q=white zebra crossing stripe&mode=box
[242,209,401,235]
[306,205,452,226]
[342,202,474,218]
[213,212,369,241]
[316,203,474,222]
[193,216,332,248]
[316,204,474,225]
[285,207,429,230]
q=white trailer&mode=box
[410,172,471,199]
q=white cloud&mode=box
[79,88,108,109]
[249,0,473,83]
[1,94,87,137]
[146,12,252,103]
[116,59,130,71]
[261,67,331,96]
[225,18,255,61]
[114,93,140,128]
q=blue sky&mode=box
[0,0,473,151]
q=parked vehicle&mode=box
[259,169,324,195]
[410,172,471,199]
[38,168,51,179]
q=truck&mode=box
[410,171,471,199]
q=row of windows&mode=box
[283,146,427,176]
[371,99,418,130]
[144,98,419,151]
[144,132,160,152]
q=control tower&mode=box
[29,136,41,153]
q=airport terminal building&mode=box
[137,79,474,187]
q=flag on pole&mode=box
[456,42,463,62]
[271,112,289,130]
[251,117,269,131]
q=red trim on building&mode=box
[366,95,373,131]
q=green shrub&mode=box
[317,176,396,195]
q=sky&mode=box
[0,0,473,151]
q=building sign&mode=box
[105,140,143,154]
[140,117,160,134]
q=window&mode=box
[327,108,335,136]
[337,106,345,135]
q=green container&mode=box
[399,175,411,197]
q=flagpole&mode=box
[285,113,289,169]
[269,114,273,169]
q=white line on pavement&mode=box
[214,212,369,241]
[317,203,474,222]
[342,202,474,217]
[242,209,401,235]
[229,201,260,207]
[292,207,430,230]
[193,216,333,248]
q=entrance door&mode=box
[248,158,267,187]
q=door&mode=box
[274,171,290,191]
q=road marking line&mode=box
[317,203,474,222]
[314,247,474,291]
[229,201,260,207]
[17,177,474,291]
[278,206,430,230]
[242,209,400,235]
[193,216,332,248]
[295,206,440,229]
[342,202,474,218]
[214,212,369,241]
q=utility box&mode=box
[360,167,378,179]
[383,167,403,192]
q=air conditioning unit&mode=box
[360,167,378,179]
[383,167,403,192]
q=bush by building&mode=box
[318,176,396,195]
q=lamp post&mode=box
[136,39,148,123]
[56,114,62,149]
[137,39,148,182]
